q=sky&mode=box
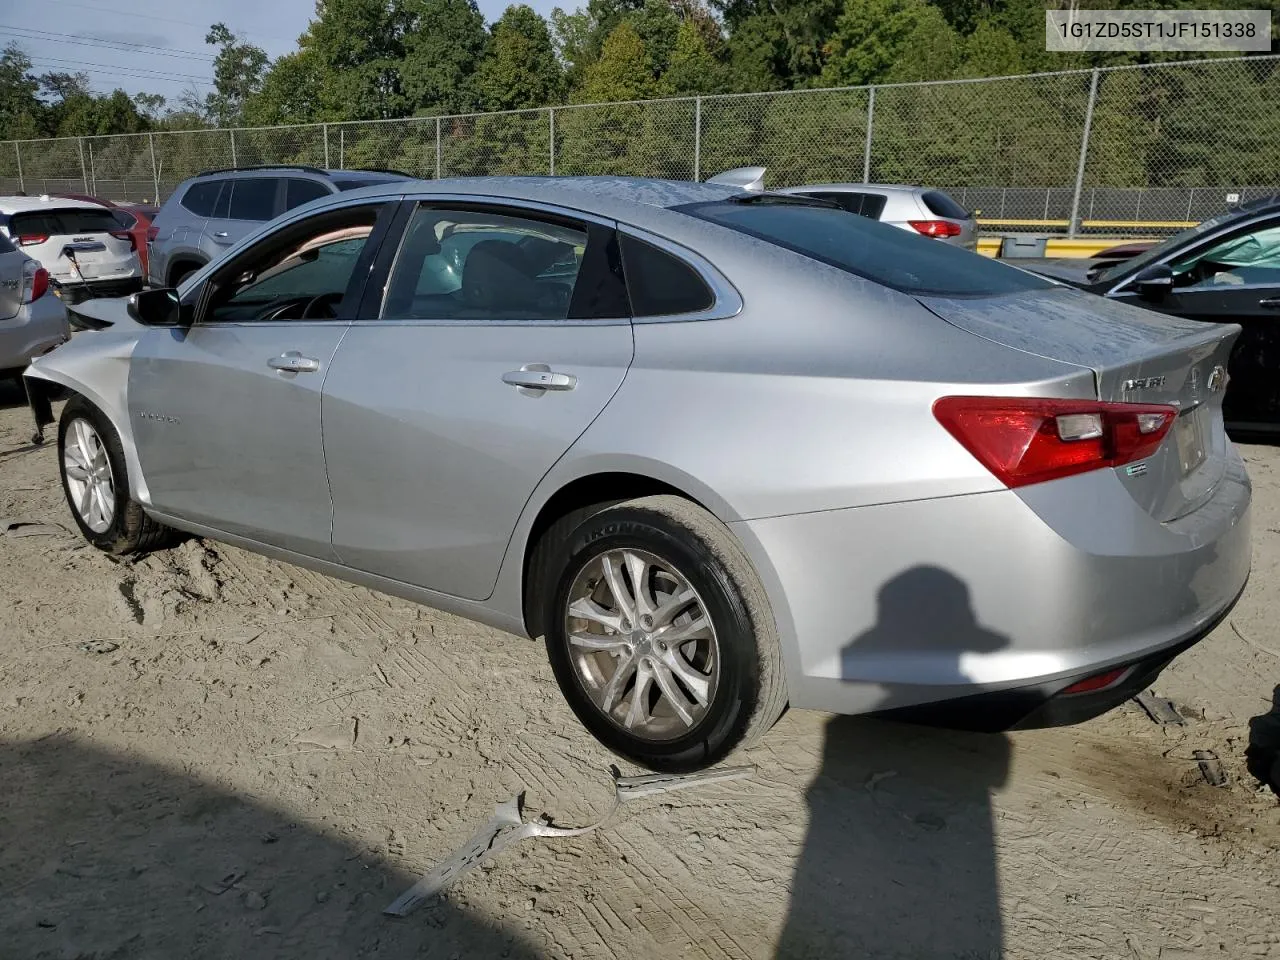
[3,0,558,103]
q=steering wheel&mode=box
[301,292,343,320]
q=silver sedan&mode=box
[24,177,1250,771]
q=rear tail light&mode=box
[933,396,1177,488]
[21,261,49,303]
[17,233,48,246]
[110,229,137,250]
[908,220,963,238]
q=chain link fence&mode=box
[2,54,1278,237]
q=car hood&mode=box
[1014,258,1103,287]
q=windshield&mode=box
[678,197,1051,297]
[1094,207,1253,283]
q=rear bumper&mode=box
[730,448,1252,723]
[55,276,143,305]
[0,295,69,372]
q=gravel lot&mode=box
[1,378,1278,960]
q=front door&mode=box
[202,176,282,259]
[323,201,634,601]
[130,199,397,556]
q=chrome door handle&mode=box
[502,368,577,391]
[268,351,320,373]
[1258,297,1280,310]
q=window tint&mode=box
[1171,221,1280,290]
[620,234,714,316]
[921,190,969,220]
[285,178,331,211]
[228,178,279,221]
[383,207,588,321]
[861,194,888,219]
[180,180,221,217]
[112,210,137,230]
[679,199,1053,297]
[211,180,231,219]
[205,209,381,324]
[11,208,122,235]
[800,191,887,220]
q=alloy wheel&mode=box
[63,418,115,534]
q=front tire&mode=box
[58,396,173,555]
[542,495,786,771]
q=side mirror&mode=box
[127,287,192,327]
[1132,263,1174,302]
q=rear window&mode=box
[620,234,714,316]
[921,190,970,220]
[285,178,331,211]
[229,178,279,221]
[180,180,221,217]
[678,198,1052,297]
[11,208,123,236]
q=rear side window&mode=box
[180,180,221,216]
[620,234,714,316]
[11,208,121,235]
[285,178,331,211]
[228,178,280,222]
[112,210,137,230]
[800,191,887,220]
[679,199,1052,297]
[921,190,969,220]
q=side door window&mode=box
[381,205,623,321]
[227,177,282,223]
[1169,221,1280,290]
[197,204,388,324]
[285,178,331,213]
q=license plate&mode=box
[1175,409,1206,475]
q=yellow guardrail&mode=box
[977,218,1197,230]
[976,236,1163,259]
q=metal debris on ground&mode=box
[1134,690,1186,726]
[384,764,755,918]
[1193,749,1228,787]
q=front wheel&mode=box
[542,495,786,771]
[58,396,173,554]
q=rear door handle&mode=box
[213,231,230,240]
[502,368,577,391]
[1258,297,1280,309]
[268,351,320,374]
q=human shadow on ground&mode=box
[0,734,542,959]
[776,566,1011,960]
[1247,683,1280,796]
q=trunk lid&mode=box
[0,247,25,321]
[918,286,1240,523]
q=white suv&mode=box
[0,196,143,305]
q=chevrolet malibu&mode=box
[23,177,1251,771]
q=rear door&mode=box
[322,199,634,600]
[10,207,137,286]
[203,177,282,257]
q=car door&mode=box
[202,176,282,260]
[129,197,400,556]
[1111,216,1280,427]
[322,199,634,601]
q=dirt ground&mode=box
[1,377,1278,960]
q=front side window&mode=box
[202,206,382,323]
[382,207,588,321]
[1169,221,1280,290]
[228,178,280,222]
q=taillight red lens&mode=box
[17,233,48,246]
[1061,666,1131,695]
[21,262,49,303]
[908,220,963,238]
[933,396,1177,488]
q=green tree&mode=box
[204,22,270,126]
[245,51,324,126]
[0,45,45,138]
[820,0,948,87]
[661,16,728,93]
[574,20,655,102]
[401,0,488,115]
[303,0,409,120]
[474,5,564,111]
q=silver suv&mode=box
[147,166,411,287]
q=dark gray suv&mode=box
[147,166,411,287]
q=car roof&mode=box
[0,195,107,213]
[776,183,926,195]
[366,175,738,213]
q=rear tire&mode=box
[58,396,174,555]
[541,495,787,771]
[168,263,200,288]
